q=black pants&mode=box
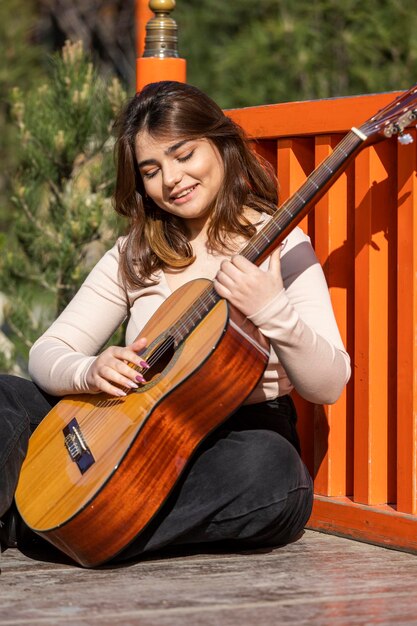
[0,375,313,560]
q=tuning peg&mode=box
[398,133,414,145]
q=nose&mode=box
[162,162,183,188]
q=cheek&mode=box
[143,178,160,200]
[211,163,224,195]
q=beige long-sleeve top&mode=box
[29,227,350,405]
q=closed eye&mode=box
[177,150,194,163]
[142,168,159,180]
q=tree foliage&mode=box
[175,0,417,107]
[35,0,136,90]
[0,41,126,371]
[0,0,47,230]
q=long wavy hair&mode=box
[113,81,278,289]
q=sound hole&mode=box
[142,334,176,384]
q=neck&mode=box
[184,216,210,246]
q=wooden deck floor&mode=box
[1,529,417,625]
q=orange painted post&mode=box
[136,0,186,92]
[397,132,417,515]
[313,135,353,497]
[135,0,154,57]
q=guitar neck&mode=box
[240,129,365,266]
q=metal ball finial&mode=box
[143,0,179,58]
[149,0,176,12]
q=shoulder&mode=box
[96,236,127,265]
[83,236,127,287]
[281,227,312,255]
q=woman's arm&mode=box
[29,242,134,396]
[214,227,351,405]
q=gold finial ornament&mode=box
[144,0,179,58]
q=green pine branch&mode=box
[0,41,127,372]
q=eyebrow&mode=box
[137,139,190,169]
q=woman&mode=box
[0,81,350,558]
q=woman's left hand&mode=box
[213,247,284,317]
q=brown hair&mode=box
[113,81,278,289]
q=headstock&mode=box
[360,83,417,145]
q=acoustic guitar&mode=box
[15,83,417,567]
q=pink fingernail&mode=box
[136,374,146,383]
[140,360,149,369]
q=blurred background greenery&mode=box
[1,0,417,372]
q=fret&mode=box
[258,231,271,244]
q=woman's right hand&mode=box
[85,337,148,396]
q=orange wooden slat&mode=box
[251,139,278,174]
[313,135,353,497]
[309,496,417,553]
[396,131,417,515]
[227,92,402,139]
[353,142,397,506]
[276,138,315,477]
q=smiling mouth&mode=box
[171,184,198,200]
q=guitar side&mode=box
[15,279,269,567]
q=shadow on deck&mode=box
[1,529,417,625]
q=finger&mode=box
[127,337,149,367]
[90,367,131,396]
[112,342,148,369]
[213,278,232,299]
[215,269,236,290]
[268,247,282,275]
[230,255,256,272]
[129,336,147,354]
[99,364,145,392]
[218,259,242,282]
[112,359,147,383]
[95,378,129,397]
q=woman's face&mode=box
[135,131,224,231]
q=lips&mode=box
[170,184,198,201]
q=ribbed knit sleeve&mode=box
[28,242,128,396]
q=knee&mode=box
[237,431,313,547]
[217,430,313,546]
[234,429,307,497]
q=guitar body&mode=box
[15,279,269,567]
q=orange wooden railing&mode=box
[228,93,417,552]
[134,1,417,553]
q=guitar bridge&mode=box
[63,418,95,474]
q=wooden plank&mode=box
[3,531,417,625]
[227,92,402,139]
[353,142,397,506]
[396,130,417,514]
[313,135,353,497]
[309,496,417,553]
[276,138,315,476]
[250,139,277,174]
